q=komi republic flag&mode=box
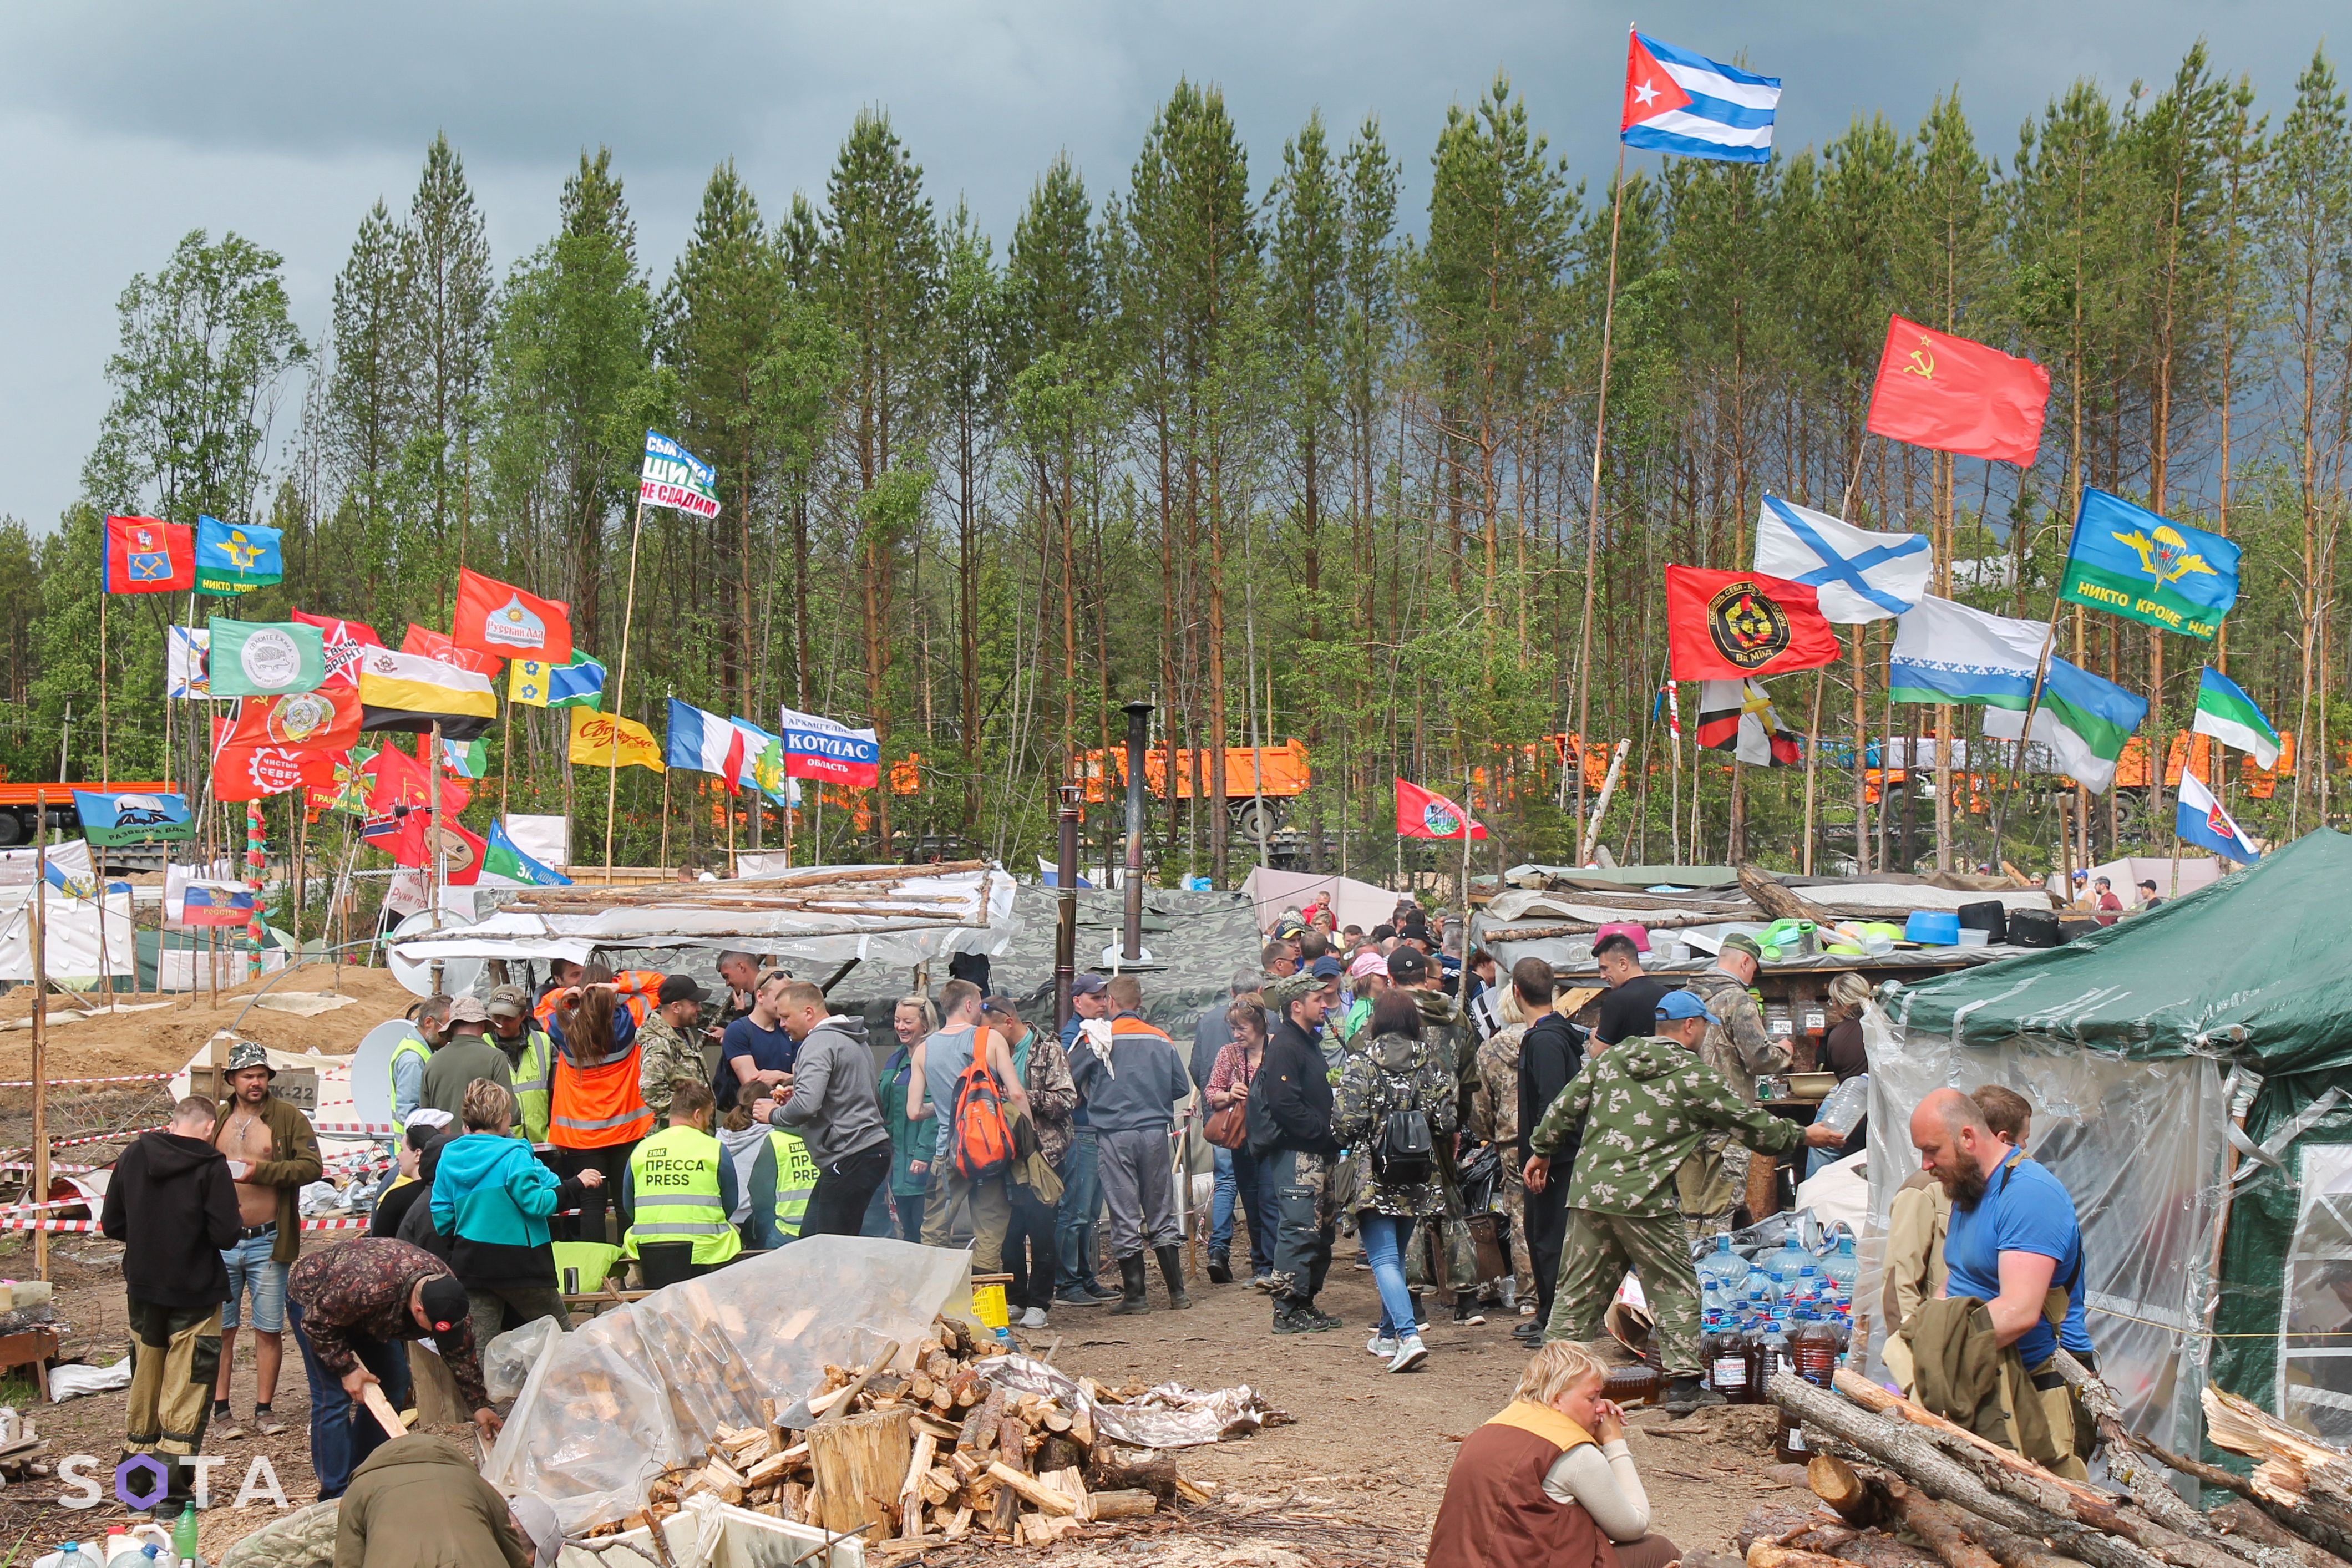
[667,698,747,785]
[1752,494,1929,624]
[1979,656,2148,797]
[2177,770,2260,863]
[2191,666,2280,770]
[479,820,572,887]
[729,715,797,804]
[1621,29,1778,164]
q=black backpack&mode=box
[1370,1053,1435,1186]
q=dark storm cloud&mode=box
[0,1,2332,530]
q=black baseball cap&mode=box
[419,1273,470,1334]
[658,974,709,1006]
[1386,947,1431,986]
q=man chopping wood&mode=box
[1905,1088,2094,1478]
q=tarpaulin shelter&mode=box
[1237,866,1401,936]
[1862,829,2352,1456]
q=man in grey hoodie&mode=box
[751,980,893,1238]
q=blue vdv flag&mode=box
[73,789,195,845]
[194,515,284,596]
[2059,488,2240,641]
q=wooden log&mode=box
[1036,1433,1086,1476]
[1084,1450,1183,1502]
[987,1481,1020,1538]
[1809,1455,1876,1524]
[1750,1546,1859,1568]
[1087,1490,1159,1521]
[997,1415,1030,1469]
[805,1406,913,1537]
[1893,1485,2002,1568]
[1767,1374,2167,1568]
[1041,1465,1088,1518]
[2054,1353,2302,1568]
[1832,1371,2115,1515]
[2209,1504,2352,1568]
[986,1460,1079,1516]
[899,1430,937,1540]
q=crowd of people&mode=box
[94,899,2101,1565]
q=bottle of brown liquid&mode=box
[1602,1364,1660,1407]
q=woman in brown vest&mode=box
[1427,1341,1681,1568]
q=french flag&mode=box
[666,698,747,790]
[1621,28,1779,164]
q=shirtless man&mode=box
[209,1042,321,1440]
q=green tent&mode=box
[1871,830,2352,1456]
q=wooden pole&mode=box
[605,491,650,876]
[427,723,445,996]
[31,791,49,1281]
[99,584,111,789]
[1568,130,1630,830]
[1851,630,1869,874]
[659,769,673,875]
[1802,665,1828,875]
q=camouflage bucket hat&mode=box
[226,1041,274,1076]
[1262,970,1327,1014]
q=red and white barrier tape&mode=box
[311,1123,397,1138]
[0,1072,175,1090]
[0,1212,381,1235]
[0,1125,169,1158]
[0,1160,103,1176]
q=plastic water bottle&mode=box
[1822,1234,1860,1291]
[1792,1264,1822,1311]
[1761,1267,1787,1305]
[1699,1232,1750,1292]
[173,1509,200,1568]
[57,1546,98,1568]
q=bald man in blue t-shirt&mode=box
[1910,1086,2091,1478]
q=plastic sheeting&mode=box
[1859,1001,2228,1457]
[0,887,135,980]
[483,1236,975,1533]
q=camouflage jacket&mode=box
[1332,1028,1459,1219]
[1527,1034,1803,1218]
[1411,986,1477,1125]
[636,1015,703,1122]
[1469,1021,1529,1151]
[1687,967,1790,1104]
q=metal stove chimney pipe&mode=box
[1121,699,1154,963]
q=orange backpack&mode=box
[952,1027,1017,1180]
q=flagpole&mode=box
[99,580,111,789]
[1569,134,1629,834]
[659,770,672,874]
[1802,666,1827,875]
[428,720,445,996]
[1849,633,1868,873]
[605,492,648,878]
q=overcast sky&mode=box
[2,2,2334,532]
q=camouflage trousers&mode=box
[1497,1155,1535,1301]
[1545,1207,1705,1379]
[1683,1141,1750,1251]
[1264,1148,1335,1305]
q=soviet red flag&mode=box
[1864,316,2051,465]
[219,689,364,753]
[1665,565,1841,682]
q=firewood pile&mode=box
[1759,1364,2352,1568]
[585,1315,1216,1559]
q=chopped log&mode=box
[910,1373,934,1404]
[899,1431,937,1540]
[1085,1450,1183,1502]
[1087,1490,1159,1521]
[1767,1374,2167,1568]
[950,1368,981,1408]
[988,1481,1020,1537]
[956,1403,991,1452]
[697,1457,747,1505]
[1750,1547,1859,1568]
[805,1406,914,1537]
[1071,1405,1096,1449]
[2207,1387,2352,1547]
[1809,1455,1877,1525]
[1041,1465,1088,1519]
[1892,1484,2001,1568]
[997,1415,1030,1469]
[1042,1408,1073,1434]
[1036,1434,1086,1475]
[1832,1372,2115,1516]
[2208,1504,2352,1568]
[810,1338,902,1425]
[909,1413,963,1443]
[743,1445,804,1486]
[987,1460,1079,1516]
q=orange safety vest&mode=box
[549,1036,655,1149]
[534,968,665,1035]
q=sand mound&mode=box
[0,962,419,1081]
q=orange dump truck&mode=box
[1076,740,1312,839]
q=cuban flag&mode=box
[1621,28,1779,164]
[667,698,747,789]
[2176,770,2260,864]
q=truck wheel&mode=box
[1234,800,1274,845]
[0,812,22,848]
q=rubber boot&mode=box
[1207,1245,1232,1285]
[1109,1254,1150,1315]
[1155,1245,1194,1309]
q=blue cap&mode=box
[1309,955,1344,980]
[1655,989,1721,1026]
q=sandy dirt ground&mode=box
[0,1229,1813,1565]
[0,962,417,1084]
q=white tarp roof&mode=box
[388,863,1019,975]
[1238,866,1401,934]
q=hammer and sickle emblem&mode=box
[1900,336,1936,379]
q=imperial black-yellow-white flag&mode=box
[1695,679,1801,767]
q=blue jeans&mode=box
[220,1229,287,1332]
[1054,1126,1103,1292]
[286,1297,413,1499]
[1210,1146,1275,1273]
[1359,1214,1420,1339]
[859,1179,896,1238]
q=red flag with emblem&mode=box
[290,609,384,689]
[400,622,503,678]
[104,516,195,594]
[1395,779,1487,841]
[1665,564,1841,682]
[1864,316,2051,465]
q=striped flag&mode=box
[2191,666,2280,770]
[1620,29,1779,164]
[667,699,747,786]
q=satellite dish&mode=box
[387,907,483,999]
[350,1020,424,1129]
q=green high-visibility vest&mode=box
[505,1029,554,1144]
[623,1125,743,1266]
[388,1035,431,1134]
[769,1128,820,1241]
